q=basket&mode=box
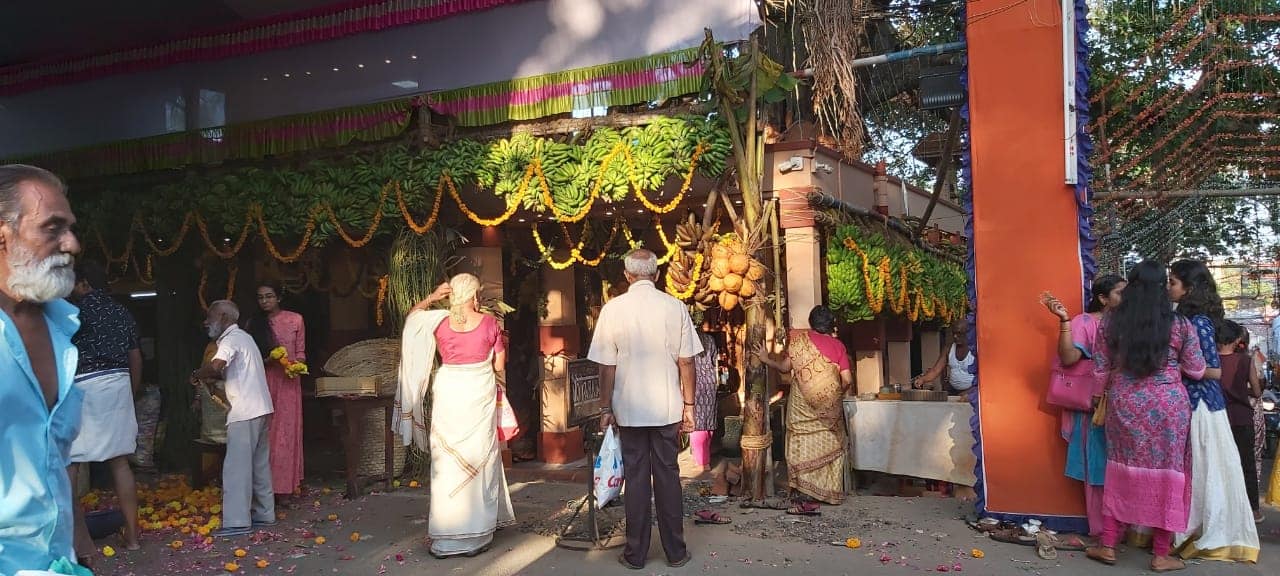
[356,409,407,479]
[902,389,948,402]
[198,382,229,443]
[316,376,379,398]
[324,339,400,397]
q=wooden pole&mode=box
[916,107,963,232]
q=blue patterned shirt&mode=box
[1184,314,1226,411]
[71,289,138,375]
[0,299,83,576]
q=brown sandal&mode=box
[1085,546,1116,565]
[988,527,1036,546]
[1150,556,1185,572]
[1035,533,1058,560]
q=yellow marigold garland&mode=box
[99,137,711,269]
[197,264,237,311]
[652,219,683,264]
[196,212,253,259]
[136,213,191,257]
[623,143,702,214]
[574,220,621,267]
[531,223,578,270]
[257,207,315,264]
[95,227,134,265]
[621,221,640,249]
[397,179,444,234]
[375,275,388,326]
[450,166,527,227]
[322,184,388,248]
[138,254,155,285]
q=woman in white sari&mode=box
[395,273,515,558]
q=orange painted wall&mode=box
[967,0,1086,517]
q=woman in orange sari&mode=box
[754,306,853,508]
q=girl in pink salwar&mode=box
[1040,274,1125,539]
[249,282,306,497]
[1088,261,1205,573]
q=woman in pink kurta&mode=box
[252,283,306,497]
[1087,261,1205,572]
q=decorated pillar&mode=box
[771,144,822,331]
[965,0,1090,528]
[538,265,584,464]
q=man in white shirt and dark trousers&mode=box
[589,249,702,570]
[192,300,276,537]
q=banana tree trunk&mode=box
[739,306,770,498]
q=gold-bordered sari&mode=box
[785,330,847,504]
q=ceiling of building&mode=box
[0,0,345,67]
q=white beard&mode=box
[206,323,224,339]
[6,247,74,303]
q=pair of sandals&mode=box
[1086,545,1186,572]
[618,552,691,570]
[739,497,821,516]
[693,509,732,525]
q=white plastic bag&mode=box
[593,426,624,506]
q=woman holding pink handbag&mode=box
[1040,274,1125,540]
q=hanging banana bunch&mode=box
[665,212,713,305]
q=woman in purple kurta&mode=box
[1089,261,1205,572]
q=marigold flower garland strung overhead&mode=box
[196,211,253,260]
[322,183,389,248]
[257,207,316,263]
[450,165,529,227]
[397,179,444,234]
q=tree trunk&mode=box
[738,307,770,498]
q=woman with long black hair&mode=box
[1167,260,1259,562]
[244,281,307,502]
[1086,261,1205,572]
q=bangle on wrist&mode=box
[683,401,695,406]
[600,406,612,413]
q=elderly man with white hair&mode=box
[193,300,275,537]
[0,164,86,576]
[589,248,702,570]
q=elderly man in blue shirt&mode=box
[0,164,88,576]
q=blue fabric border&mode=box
[960,0,1093,535]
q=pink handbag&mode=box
[1047,369,1097,411]
[497,388,521,442]
[1046,315,1099,412]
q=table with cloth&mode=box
[842,399,977,486]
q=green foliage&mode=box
[1088,0,1280,259]
[74,117,731,250]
